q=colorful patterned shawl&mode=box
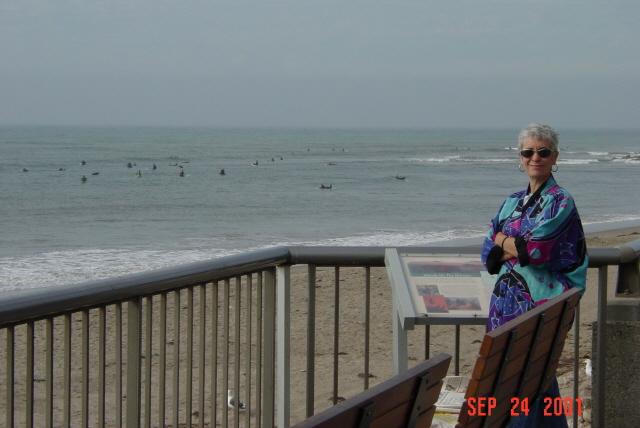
[481,175,588,332]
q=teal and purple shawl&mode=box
[481,175,588,332]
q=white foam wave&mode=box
[0,247,239,292]
[0,229,488,292]
[287,229,485,247]
[608,152,640,163]
[583,214,640,225]
[410,156,513,164]
[611,158,640,164]
[409,156,461,163]
[459,158,514,163]
[557,159,599,165]
[587,151,609,156]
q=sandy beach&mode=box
[1,226,639,427]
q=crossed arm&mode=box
[493,232,518,261]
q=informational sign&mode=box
[402,254,492,317]
[386,248,494,328]
[385,248,494,374]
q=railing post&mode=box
[455,324,460,376]
[615,246,640,295]
[127,297,142,428]
[595,266,607,428]
[262,269,276,428]
[46,318,54,428]
[364,266,371,390]
[392,292,408,374]
[573,302,580,428]
[306,265,317,417]
[276,265,291,428]
[6,326,14,428]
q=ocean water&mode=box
[1,127,639,292]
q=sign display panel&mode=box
[386,248,493,373]
[387,250,494,320]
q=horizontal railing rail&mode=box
[1,240,638,428]
[2,244,637,327]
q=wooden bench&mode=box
[457,287,581,428]
[292,353,451,428]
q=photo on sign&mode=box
[422,295,449,313]
[445,297,481,311]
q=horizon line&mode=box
[2,124,640,132]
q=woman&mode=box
[481,123,588,427]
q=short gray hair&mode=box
[518,123,559,151]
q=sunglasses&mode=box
[520,148,555,158]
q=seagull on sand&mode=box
[227,389,247,411]
[584,358,592,377]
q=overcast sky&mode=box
[1,1,638,128]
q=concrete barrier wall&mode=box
[592,320,640,428]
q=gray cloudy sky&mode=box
[1,1,638,128]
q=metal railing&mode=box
[0,241,638,427]
[0,247,288,428]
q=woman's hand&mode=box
[494,232,518,260]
